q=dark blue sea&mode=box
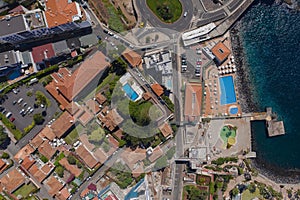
[238,0,300,176]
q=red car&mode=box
[10,117,15,122]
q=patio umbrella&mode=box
[229,69,233,73]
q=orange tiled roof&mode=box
[184,82,202,120]
[122,48,142,67]
[95,93,107,105]
[65,101,80,115]
[45,0,79,27]
[46,51,109,104]
[79,134,95,152]
[40,126,56,141]
[151,83,164,96]
[78,109,93,126]
[56,187,71,200]
[211,41,231,64]
[93,148,108,164]
[0,159,7,174]
[159,122,173,138]
[21,156,35,170]
[38,141,57,160]
[75,145,98,169]
[14,144,35,161]
[80,188,90,198]
[0,168,25,193]
[148,146,163,163]
[59,157,82,177]
[121,148,146,170]
[98,109,123,131]
[51,111,74,138]
[45,175,64,197]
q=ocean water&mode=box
[239,1,300,172]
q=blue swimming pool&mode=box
[123,83,138,101]
[229,107,238,115]
[125,179,144,200]
[219,76,237,105]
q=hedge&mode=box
[0,113,23,140]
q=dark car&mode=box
[10,117,15,122]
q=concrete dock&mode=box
[250,107,285,137]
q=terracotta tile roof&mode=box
[148,146,163,163]
[0,168,25,193]
[151,83,164,96]
[78,109,93,126]
[107,134,119,148]
[93,148,108,164]
[159,122,173,138]
[98,109,123,131]
[75,145,98,169]
[86,99,101,114]
[56,187,71,200]
[39,126,56,141]
[30,134,44,149]
[142,92,152,100]
[51,111,74,138]
[95,93,107,105]
[45,0,80,27]
[211,41,231,64]
[65,101,80,115]
[14,144,35,161]
[45,175,64,197]
[47,51,109,103]
[0,159,8,174]
[113,129,123,140]
[121,148,146,170]
[59,157,82,177]
[79,134,95,152]
[41,162,54,174]
[28,163,54,183]
[32,43,55,63]
[80,188,90,198]
[21,156,35,170]
[38,140,57,160]
[132,163,144,178]
[122,48,142,67]
[184,82,202,120]
[9,5,27,14]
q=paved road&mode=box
[136,0,193,32]
[171,33,185,200]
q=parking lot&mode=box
[1,83,60,133]
[180,45,204,80]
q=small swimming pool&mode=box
[123,83,138,101]
[229,107,238,115]
[219,76,237,105]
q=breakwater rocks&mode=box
[230,24,259,113]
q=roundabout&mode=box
[136,0,193,32]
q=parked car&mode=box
[23,102,27,107]
[183,11,188,17]
[10,117,15,122]
[17,98,23,104]
[13,100,17,105]
[6,112,12,118]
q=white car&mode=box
[183,12,187,17]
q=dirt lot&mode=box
[89,0,137,31]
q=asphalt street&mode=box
[136,0,193,32]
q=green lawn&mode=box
[146,0,183,23]
[65,124,84,144]
[149,104,163,121]
[220,126,236,145]
[13,183,37,198]
[242,189,263,200]
[88,127,105,142]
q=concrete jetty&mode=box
[250,107,285,137]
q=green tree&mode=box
[0,126,8,145]
[110,58,127,76]
[185,185,208,200]
[67,155,76,165]
[248,182,256,193]
[209,182,215,194]
[33,113,44,125]
[55,166,64,178]
[231,187,239,196]
[1,152,9,159]
[156,5,173,21]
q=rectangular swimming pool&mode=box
[219,76,237,105]
[123,83,138,101]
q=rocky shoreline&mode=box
[229,22,300,184]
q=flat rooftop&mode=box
[0,15,27,37]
